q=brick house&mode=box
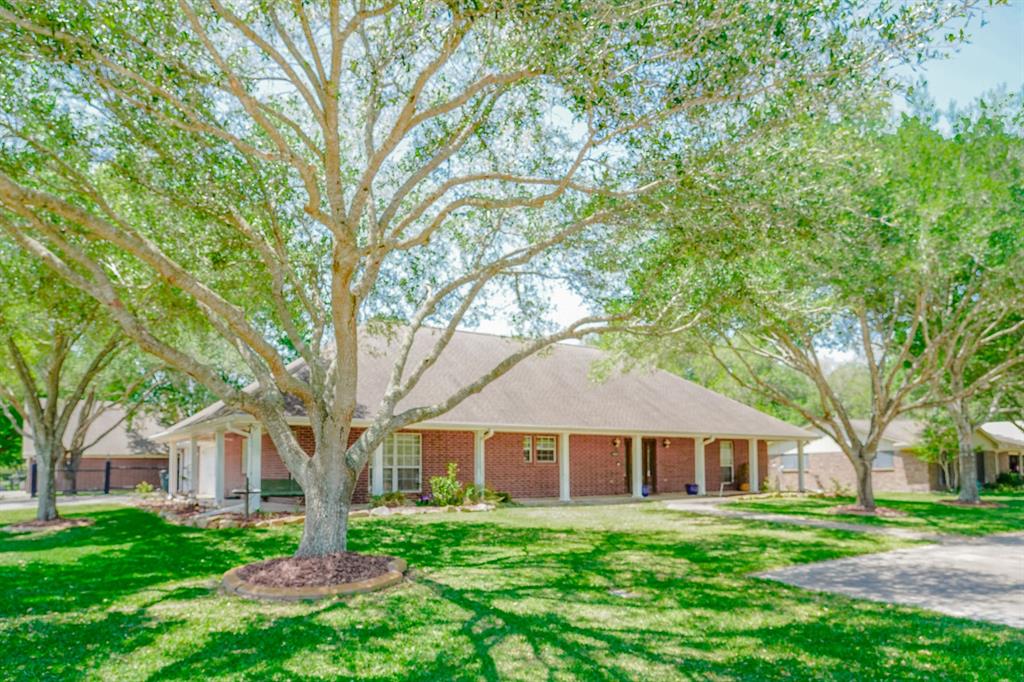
[767,420,937,494]
[22,405,167,493]
[768,419,1024,494]
[975,422,1024,481]
[154,330,811,509]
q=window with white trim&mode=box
[523,435,533,463]
[873,450,895,470]
[535,435,556,462]
[720,441,734,483]
[375,432,422,492]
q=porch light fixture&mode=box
[612,437,621,447]
[662,439,672,448]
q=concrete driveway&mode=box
[757,532,1024,628]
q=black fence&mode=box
[30,461,166,496]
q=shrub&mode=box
[371,491,409,508]
[810,477,852,499]
[994,472,1023,489]
[429,462,464,506]
[464,484,513,505]
[134,480,154,494]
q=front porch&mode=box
[162,425,799,511]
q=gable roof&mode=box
[979,421,1024,451]
[22,403,166,459]
[848,419,924,448]
[156,329,812,441]
[770,418,925,455]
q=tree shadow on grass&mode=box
[0,588,194,680]
[0,507,298,617]
[138,517,1024,680]
[4,507,1022,680]
[728,493,1024,536]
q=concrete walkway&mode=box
[664,498,947,541]
[0,493,131,511]
[757,533,1024,628]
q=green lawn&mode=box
[1,502,1021,681]
[727,492,1024,536]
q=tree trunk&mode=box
[940,460,955,492]
[952,403,980,504]
[35,452,59,521]
[62,454,80,495]
[852,457,876,511]
[295,475,351,557]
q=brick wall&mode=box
[652,437,695,493]
[421,430,475,492]
[484,431,559,499]
[770,449,937,493]
[569,434,628,497]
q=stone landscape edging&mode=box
[222,557,408,602]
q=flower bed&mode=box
[222,553,407,601]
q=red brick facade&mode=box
[769,449,938,493]
[569,434,628,497]
[233,426,775,502]
[485,432,560,499]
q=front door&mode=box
[642,438,657,494]
[976,452,986,485]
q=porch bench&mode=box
[260,478,304,498]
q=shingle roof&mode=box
[156,329,812,441]
[771,418,925,455]
[848,419,924,448]
[979,421,1024,450]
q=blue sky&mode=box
[903,0,1024,109]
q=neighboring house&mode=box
[153,329,812,508]
[976,421,1024,479]
[768,420,939,493]
[769,419,1024,494]
[22,404,167,493]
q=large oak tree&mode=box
[0,1,974,554]
[615,99,1024,510]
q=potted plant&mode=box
[736,463,750,492]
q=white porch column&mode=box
[214,429,225,505]
[559,432,571,502]
[695,437,706,495]
[371,443,384,496]
[631,434,643,498]
[188,436,199,494]
[247,424,262,512]
[474,430,486,489]
[168,443,180,496]
[797,440,806,493]
[749,438,759,492]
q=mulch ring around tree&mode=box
[936,499,1005,509]
[828,505,908,518]
[2,517,95,534]
[222,552,407,602]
